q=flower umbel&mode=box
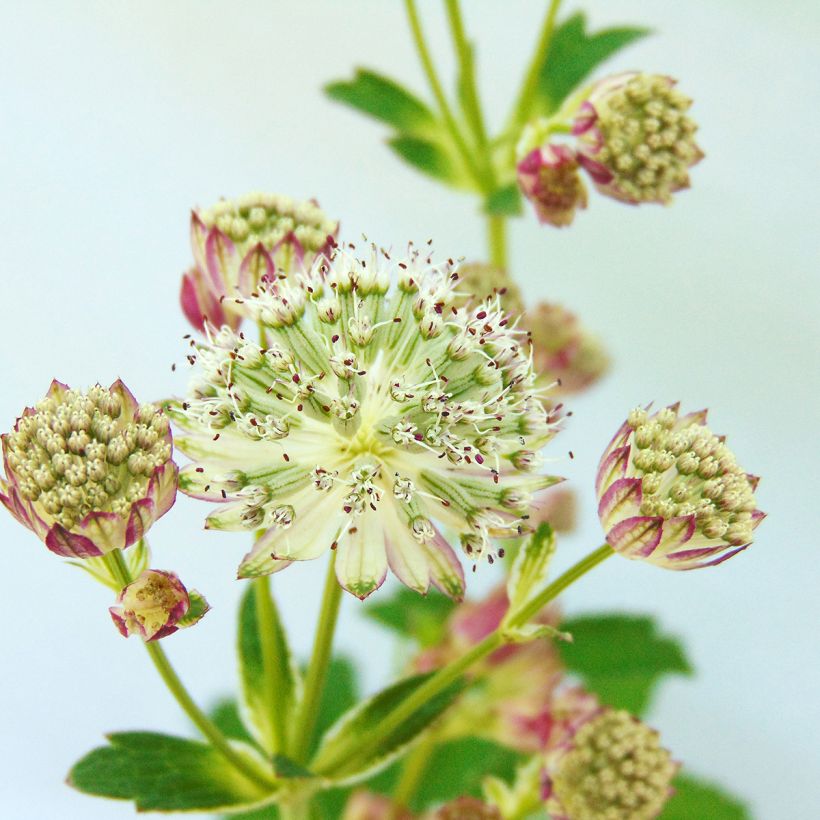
[173,247,560,598]
[544,709,677,820]
[573,73,703,205]
[180,192,339,331]
[597,404,764,569]
[110,569,209,641]
[0,380,177,558]
[517,144,588,227]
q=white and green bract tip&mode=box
[171,246,561,599]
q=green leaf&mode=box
[387,135,463,186]
[368,736,522,812]
[309,656,359,756]
[68,732,275,813]
[325,69,436,134]
[505,523,556,622]
[662,773,750,819]
[538,13,650,113]
[311,672,465,784]
[238,585,298,755]
[210,698,256,744]
[484,183,523,216]
[558,613,692,715]
[365,586,457,648]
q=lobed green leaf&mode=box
[537,13,650,113]
[558,613,692,715]
[662,773,750,819]
[387,135,463,186]
[364,586,457,648]
[484,183,523,216]
[68,732,276,813]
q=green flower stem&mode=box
[291,551,343,763]
[508,0,563,133]
[488,214,508,269]
[390,730,437,817]
[254,574,289,754]
[404,0,489,191]
[102,549,278,791]
[331,544,612,775]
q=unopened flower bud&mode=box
[517,144,588,227]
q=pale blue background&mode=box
[1,1,818,817]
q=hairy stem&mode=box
[103,549,277,791]
[291,552,343,763]
[254,574,289,754]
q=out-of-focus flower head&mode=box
[342,791,411,820]
[432,797,501,819]
[455,263,524,316]
[171,246,561,599]
[528,485,578,534]
[517,144,588,227]
[527,302,609,396]
[573,72,703,205]
[596,404,764,569]
[543,708,678,820]
[414,586,564,753]
[0,381,177,558]
[109,569,208,641]
[180,192,338,331]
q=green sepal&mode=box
[484,183,523,216]
[501,621,571,645]
[67,732,277,813]
[558,613,693,715]
[238,586,299,755]
[310,672,465,785]
[662,773,750,819]
[536,13,650,114]
[504,523,556,625]
[364,586,457,648]
[178,589,210,628]
[325,68,436,135]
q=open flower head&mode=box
[0,381,177,558]
[110,569,208,641]
[172,246,560,599]
[517,144,588,227]
[181,192,338,331]
[596,404,764,569]
[574,73,702,205]
[544,709,677,820]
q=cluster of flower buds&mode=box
[455,263,524,315]
[543,708,678,820]
[180,192,338,331]
[0,380,177,558]
[171,246,561,598]
[517,73,702,225]
[597,404,764,569]
[110,569,208,641]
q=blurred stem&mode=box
[390,731,437,817]
[509,0,563,133]
[254,574,289,754]
[328,543,611,775]
[487,215,508,269]
[444,0,495,191]
[291,552,342,763]
[102,549,278,791]
[404,0,488,191]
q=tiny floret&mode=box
[110,569,208,641]
[172,245,560,599]
[545,709,677,820]
[0,380,177,558]
[180,191,339,331]
[574,73,703,205]
[596,404,764,569]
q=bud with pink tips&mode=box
[517,144,588,227]
[596,404,764,569]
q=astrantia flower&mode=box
[0,380,177,558]
[180,192,338,331]
[573,72,703,205]
[517,144,588,227]
[172,248,560,599]
[543,709,677,820]
[456,263,524,316]
[596,404,764,569]
[528,302,608,396]
[110,569,209,641]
